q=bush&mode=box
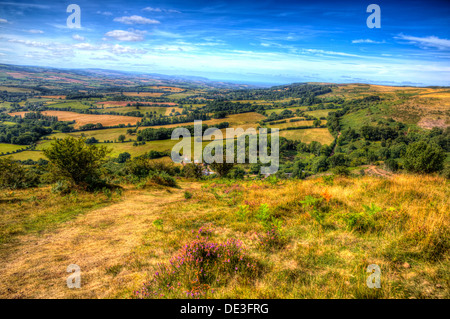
[51,180,71,195]
[345,203,382,233]
[384,158,399,172]
[441,165,450,179]
[43,136,110,189]
[229,166,245,179]
[403,141,445,174]
[210,160,234,177]
[116,152,131,163]
[0,157,39,189]
[257,223,287,250]
[182,163,203,179]
[333,166,350,176]
[135,232,259,299]
[148,171,178,187]
[127,157,176,180]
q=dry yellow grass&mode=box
[0,174,447,299]
[9,111,141,128]
[0,183,199,298]
[122,92,164,97]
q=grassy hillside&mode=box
[0,174,448,298]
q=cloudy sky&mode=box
[0,0,449,85]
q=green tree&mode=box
[43,136,110,187]
[117,152,131,163]
[0,157,39,189]
[118,135,126,143]
[403,141,445,174]
[313,119,321,127]
[210,158,235,177]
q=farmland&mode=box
[9,111,142,128]
[0,64,449,301]
[279,128,334,144]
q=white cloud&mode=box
[28,29,44,34]
[395,34,450,50]
[301,49,361,58]
[109,44,145,55]
[97,11,112,16]
[142,7,180,13]
[104,30,146,42]
[113,15,159,25]
[7,38,47,47]
[73,43,98,50]
[352,39,384,44]
[73,42,145,55]
[72,34,85,41]
[0,18,8,23]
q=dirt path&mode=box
[0,183,198,299]
[364,165,392,178]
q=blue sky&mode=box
[0,0,449,85]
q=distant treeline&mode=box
[137,122,230,142]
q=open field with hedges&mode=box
[279,128,334,144]
[9,111,142,128]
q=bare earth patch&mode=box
[418,118,448,130]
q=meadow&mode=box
[0,174,448,298]
[9,111,142,128]
[279,128,335,144]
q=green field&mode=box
[279,128,335,144]
[267,106,308,115]
[0,121,16,126]
[4,150,45,161]
[0,143,27,154]
[45,101,91,110]
[0,102,11,109]
[266,119,316,129]
[304,108,341,118]
[96,106,169,116]
[32,136,219,159]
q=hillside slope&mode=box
[0,175,448,299]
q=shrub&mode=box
[333,166,350,176]
[384,158,399,172]
[43,136,110,189]
[148,171,178,187]
[182,163,203,179]
[236,205,249,221]
[51,180,71,195]
[210,160,234,177]
[153,218,164,230]
[127,157,176,180]
[184,191,193,199]
[299,195,329,225]
[135,232,259,299]
[0,157,39,189]
[403,141,445,174]
[229,166,245,179]
[116,152,131,163]
[256,203,271,228]
[345,203,382,233]
[257,223,287,250]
